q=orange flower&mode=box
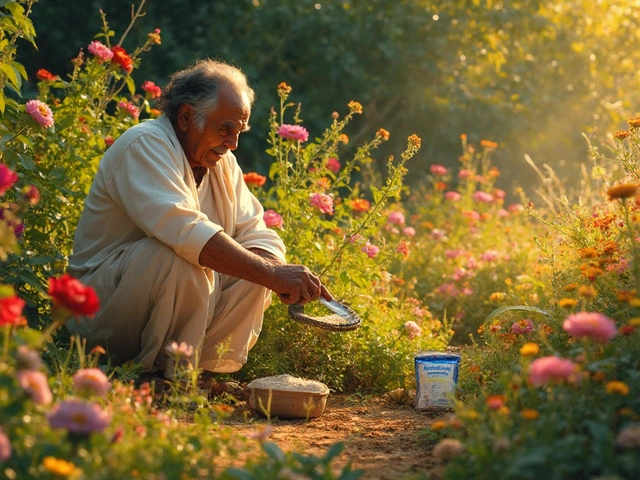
[277,82,292,94]
[577,247,598,259]
[350,198,371,212]
[617,290,637,302]
[243,172,266,187]
[480,139,498,148]
[606,381,630,396]
[110,45,134,73]
[338,134,349,144]
[564,283,578,292]
[520,342,539,356]
[347,101,363,114]
[521,409,539,420]
[408,134,421,149]
[558,298,578,309]
[488,166,500,178]
[578,284,597,299]
[607,183,639,200]
[627,117,640,129]
[486,395,507,410]
[376,128,390,141]
[614,130,631,140]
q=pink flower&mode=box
[431,229,447,241]
[16,346,43,371]
[445,249,463,259]
[507,203,525,213]
[472,191,494,203]
[325,157,341,173]
[387,211,405,225]
[458,169,474,179]
[0,165,18,195]
[0,427,11,461]
[362,242,380,258]
[528,356,577,386]
[165,341,194,358]
[141,80,162,98]
[263,209,283,228]
[87,40,114,61]
[73,368,111,398]
[309,193,334,215]
[348,233,364,244]
[511,319,535,335]
[118,101,139,119]
[444,191,461,201]
[48,399,111,434]
[25,99,54,128]
[430,164,448,175]
[481,250,499,262]
[277,124,309,142]
[402,226,416,237]
[16,370,52,405]
[497,209,509,218]
[246,425,273,442]
[396,240,410,257]
[562,312,617,343]
[463,210,481,221]
[493,189,506,199]
[402,320,422,340]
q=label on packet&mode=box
[414,351,460,410]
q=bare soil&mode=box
[220,391,449,479]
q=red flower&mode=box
[0,296,25,326]
[243,172,267,186]
[141,80,162,99]
[36,69,57,82]
[48,274,100,317]
[110,46,134,73]
[0,164,18,196]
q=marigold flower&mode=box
[408,134,421,149]
[111,45,134,73]
[614,130,631,140]
[528,356,577,386]
[616,426,640,448]
[25,99,54,128]
[488,166,500,178]
[277,124,309,142]
[489,292,505,302]
[577,247,598,259]
[562,312,617,343]
[73,368,111,398]
[147,28,162,45]
[376,128,390,140]
[350,198,370,213]
[243,172,267,186]
[141,80,162,98]
[48,274,100,318]
[347,100,363,114]
[578,284,597,299]
[480,139,498,148]
[607,183,639,200]
[277,82,291,94]
[87,40,113,61]
[0,295,25,326]
[17,370,52,405]
[309,192,334,214]
[627,117,640,129]
[48,399,111,434]
[520,408,539,420]
[558,298,578,309]
[325,157,341,173]
[0,427,10,462]
[36,68,57,82]
[605,380,630,396]
[118,101,139,120]
[433,438,464,462]
[42,457,78,477]
[520,342,539,356]
[431,420,448,431]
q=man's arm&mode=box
[198,232,331,305]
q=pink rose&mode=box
[309,193,334,215]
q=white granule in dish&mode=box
[247,374,329,393]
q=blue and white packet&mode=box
[414,351,461,410]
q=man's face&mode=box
[176,85,251,170]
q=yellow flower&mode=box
[458,409,479,420]
[277,82,292,94]
[347,100,363,114]
[564,283,578,292]
[489,292,505,302]
[578,284,598,299]
[629,318,640,327]
[577,247,598,259]
[606,381,630,396]
[408,134,421,149]
[431,420,448,431]
[558,298,578,309]
[607,183,639,200]
[629,298,640,308]
[338,134,349,144]
[497,405,510,416]
[42,457,78,477]
[520,342,539,356]
[521,409,540,420]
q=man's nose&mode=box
[225,133,240,150]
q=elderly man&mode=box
[68,59,329,378]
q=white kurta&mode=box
[68,115,286,374]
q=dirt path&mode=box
[221,392,449,479]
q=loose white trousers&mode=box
[69,237,271,374]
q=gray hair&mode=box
[156,59,255,131]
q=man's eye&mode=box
[219,128,230,136]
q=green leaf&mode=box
[322,441,344,461]
[0,94,5,115]
[18,270,47,296]
[124,76,136,95]
[220,467,254,480]
[262,442,285,462]
[0,63,19,91]
[482,305,554,328]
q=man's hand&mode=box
[268,264,332,305]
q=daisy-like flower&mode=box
[87,40,114,61]
[16,370,52,405]
[36,69,57,82]
[605,380,630,396]
[277,82,291,95]
[445,191,461,201]
[607,183,639,200]
[25,99,54,128]
[520,408,539,420]
[347,100,363,114]
[558,298,578,309]
[277,124,309,142]
[42,457,79,477]
[520,342,540,357]
[472,191,494,203]
[0,164,18,196]
[614,130,631,140]
[73,368,111,398]
[511,319,534,335]
[165,341,194,358]
[48,399,111,434]
[387,211,405,225]
[16,346,43,371]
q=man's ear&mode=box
[176,104,193,131]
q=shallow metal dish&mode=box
[287,297,362,331]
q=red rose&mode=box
[0,296,25,325]
[110,46,134,73]
[48,274,100,317]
